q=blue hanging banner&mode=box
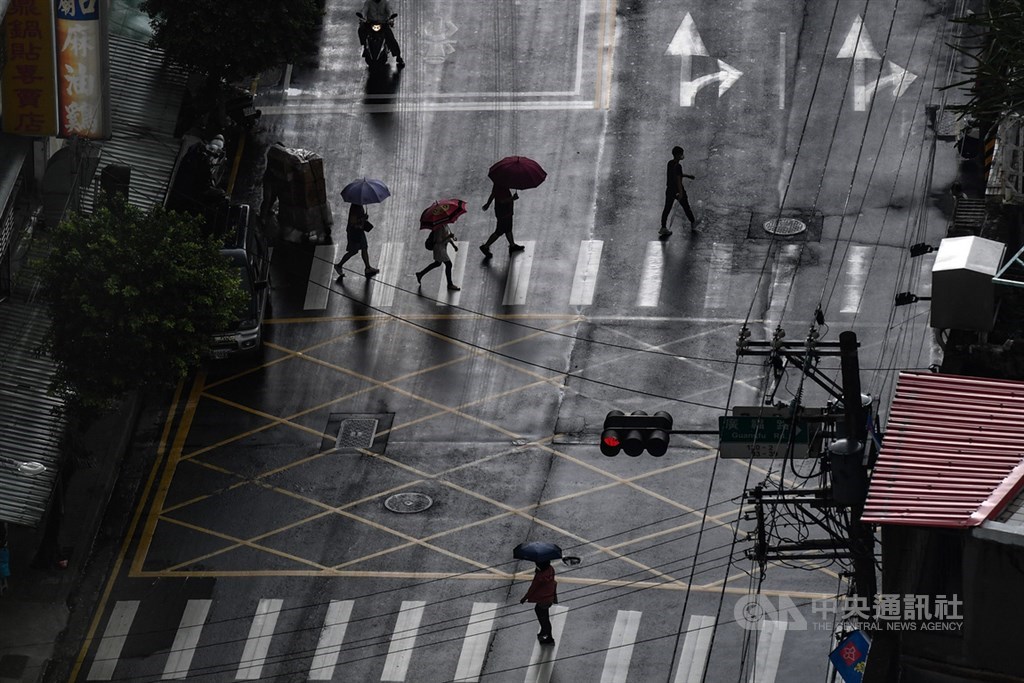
[830,630,870,682]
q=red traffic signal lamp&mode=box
[600,410,673,456]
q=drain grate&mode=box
[336,418,378,449]
[763,217,807,236]
[384,492,433,513]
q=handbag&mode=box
[363,219,374,232]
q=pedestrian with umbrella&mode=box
[514,541,562,645]
[480,156,547,259]
[334,178,390,279]
[415,198,466,291]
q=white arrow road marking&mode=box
[453,602,500,683]
[600,610,642,683]
[309,600,354,681]
[163,599,211,679]
[381,601,426,682]
[236,599,282,680]
[837,15,879,111]
[864,60,919,101]
[673,614,715,683]
[87,600,139,680]
[666,13,743,107]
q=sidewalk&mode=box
[0,395,139,683]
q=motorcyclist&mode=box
[358,0,404,68]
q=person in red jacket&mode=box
[520,560,558,644]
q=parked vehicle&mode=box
[209,204,270,358]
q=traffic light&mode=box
[600,410,673,456]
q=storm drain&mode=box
[384,492,433,513]
[763,217,807,236]
[322,413,394,453]
[336,418,378,449]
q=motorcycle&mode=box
[356,11,399,69]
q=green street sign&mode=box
[718,415,809,444]
[718,412,818,459]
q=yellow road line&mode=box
[67,380,186,682]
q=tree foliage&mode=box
[39,201,246,414]
[945,0,1024,123]
[140,0,323,82]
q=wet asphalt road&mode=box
[62,1,957,681]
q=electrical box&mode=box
[931,235,1006,331]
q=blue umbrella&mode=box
[513,541,563,562]
[341,178,391,205]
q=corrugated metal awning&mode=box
[863,371,1024,528]
[0,299,66,527]
[81,33,189,212]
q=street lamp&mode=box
[0,453,46,476]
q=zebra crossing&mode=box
[84,597,805,682]
[299,238,903,318]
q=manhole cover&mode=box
[336,418,378,449]
[384,492,433,513]
[763,217,807,236]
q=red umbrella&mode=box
[420,198,468,230]
[488,156,547,190]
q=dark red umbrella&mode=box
[419,198,468,230]
[487,156,547,190]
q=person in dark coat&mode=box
[660,145,697,237]
[480,184,524,258]
[334,203,381,279]
[520,560,557,644]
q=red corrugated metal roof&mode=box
[862,371,1024,528]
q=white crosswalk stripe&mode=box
[453,602,500,683]
[523,605,568,683]
[309,600,354,681]
[88,596,806,682]
[601,610,642,683]
[368,241,404,309]
[381,600,426,682]
[570,240,604,306]
[839,245,874,314]
[87,600,139,680]
[303,243,341,310]
[162,599,211,680]
[749,620,787,683]
[637,241,665,307]
[766,244,801,324]
[673,614,715,683]
[236,598,283,680]
[703,242,734,310]
[437,242,469,306]
[502,241,537,306]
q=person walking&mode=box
[520,560,558,644]
[480,184,524,258]
[416,223,461,291]
[334,203,381,279]
[660,145,697,237]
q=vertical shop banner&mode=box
[54,0,109,139]
[1,0,58,136]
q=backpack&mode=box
[424,231,436,250]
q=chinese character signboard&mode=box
[54,0,109,139]
[829,630,870,683]
[1,0,59,136]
